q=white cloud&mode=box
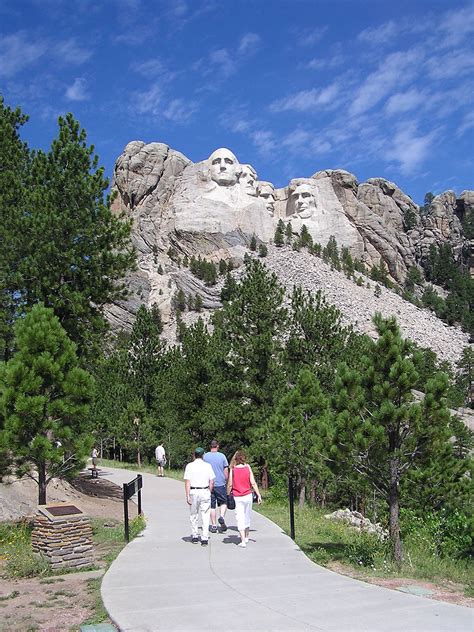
[65,77,89,101]
[357,21,398,45]
[251,129,277,155]
[427,49,474,80]
[349,48,422,117]
[131,57,176,82]
[163,97,197,123]
[384,123,436,175]
[209,48,236,78]
[281,128,332,157]
[270,83,339,113]
[173,0,188,17]
[457,111,474,137]
[238,32,261,56]
[294,26,328,47]
[135,83,162,114]
[306,53,343,70]
[0,31,47,77]
[385,89,425,115]
[438,5,474,47]
[55,38,92,65]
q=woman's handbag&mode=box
[227,493,236,510]
[252,491,258,503]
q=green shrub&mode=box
[347,533,387,568]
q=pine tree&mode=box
[260,369,333,507]
[6,112,135,359]
[194,294,203,312]
[456,347,474,408]
[218,259,227,275]
[274,220,284,247]
[127,305,163,410]
[332,315,461,565]
[213,259,287,446]
[284,286,363,392]
[250,234,257,251]
[0,304,93,504]
[299,224,312,249]
[258,243,268,257]
[285,221,293,243]
[175,289,187,312]
[0,97,31,361]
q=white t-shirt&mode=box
[155,445,165,461]
[184,459,216,487]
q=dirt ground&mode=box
[0,472,135,631]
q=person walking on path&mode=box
[204,439,229,533]
[227,450,262,547]
[184,447,215,546]
[155,443,166,477]
[91,446,99,470]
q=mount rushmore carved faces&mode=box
[239,164,257,195]
[289,182,317,219]
[208,148,241,186]
[256,181,276,216]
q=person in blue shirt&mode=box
[204,440,229,533]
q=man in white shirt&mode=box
[184,447,215,546]
[155,443,166,477]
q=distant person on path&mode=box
[227,450,261,548]
[184,447,215,546]
[155,443,166,477]
[91,446,98,470]
[204,439,229,533]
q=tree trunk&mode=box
[261,463,269,490]
[38,462,47,505]
[298,477,306,508]
[389,457,403,566]
[310,480,317,505]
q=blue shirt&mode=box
[203,451,229,487]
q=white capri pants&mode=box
[234,493,253,531]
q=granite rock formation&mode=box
[108,141,471,361]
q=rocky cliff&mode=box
[107,141,472,362]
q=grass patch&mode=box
[256,498,474,591]
[0,521,50,579]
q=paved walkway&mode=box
[100,467,472,632]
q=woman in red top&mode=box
[227,450,262,547]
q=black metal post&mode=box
[123,483,130,542]
[288,475,295,540]
[137,475,142,515]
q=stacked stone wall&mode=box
[31,511,93,571]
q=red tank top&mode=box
[232,465,252,496]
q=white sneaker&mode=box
[244,537,249,543]
[238,541,246,548]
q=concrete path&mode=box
[100,467,472,632]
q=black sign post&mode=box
[123,474,143,542]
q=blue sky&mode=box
[1,0,473,204]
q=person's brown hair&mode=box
[234,450,247,465]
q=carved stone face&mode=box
[257,182,276,216]
[208,148,240,186]
[239,164,257,195]
[292,183,316,219]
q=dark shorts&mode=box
[211,485,228,509]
